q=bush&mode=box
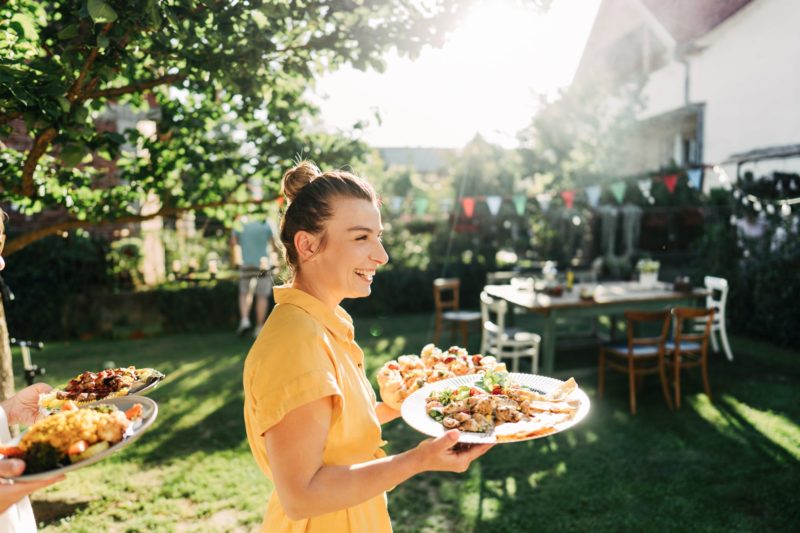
[692,212,800,347]
[2,232,112,340]
[154,281,239,333]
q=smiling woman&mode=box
[242,161,494,532]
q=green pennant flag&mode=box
[414,197,429,216]
[610,182,626,204]
[512,194,526,216]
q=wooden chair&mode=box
[598,310,673,415]
[666,306,715,408]
[696,276,733,361]
[433,278,481,349]
[479,291,541,373]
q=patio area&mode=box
[19,314,799,532]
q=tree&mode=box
[0,0,470,399]
[517,76,645,190]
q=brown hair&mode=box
[279,160,378,276]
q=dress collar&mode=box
[273,285,354,341]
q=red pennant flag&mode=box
[560,190,575,209]
[277,196,285,207]
[461,197,475,218]
[664,174,678,194]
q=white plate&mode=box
[400,373,590,444]
[128,370,165,395]
[7,396,159,481]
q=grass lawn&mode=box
[12,313,800,532]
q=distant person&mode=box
[242,161,492,532]
[231,216,278,337]
[0,209,64,531]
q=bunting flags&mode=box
[440,198,453,214]
[461,197,476,218]
[663,174,678,194]
[687,168,702,189]
[365,167,736,221]
[414,197,429,216]
[586,185,601,208]
[560,190,574,209]
[512,194,526,216]
[537,193,552,213]
[486,196,502,217]
[610,182,626,204]
[638,178,652,198]
[389,196,404,213]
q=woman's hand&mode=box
[1,383,52,426]
[412,430,494,473]
[0,459,64,513]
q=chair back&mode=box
[703,276,728,327]
[674,306,714,351]
[433,278,460,314]
[623,310,671,354]
[480,291,509,338]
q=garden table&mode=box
[483,281,708,374]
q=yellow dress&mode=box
[243,286,392,533]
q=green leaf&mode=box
[146,0,162,30]
[87,0,118,24]
[60,143,88,168]
[97,35,110,49]
[251,10,269,29]
[56,96,71,113]
[57,24,80,40]
[10,13,39,40]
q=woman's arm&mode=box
[375,402,400,425]
[264,396,491,521]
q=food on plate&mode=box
[377,344,507,410]
[425,369,580,442]
[0,401,144,474]
[39,366,164,410]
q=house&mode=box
[573,0,800,189]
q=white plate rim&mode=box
[8,395,159,481]
[400,372,590,444]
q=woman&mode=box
[0,209,64,531]
[243,162,492,532]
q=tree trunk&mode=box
[0,298,16,401]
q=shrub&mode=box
[2,232,112,340]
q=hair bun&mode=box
[281,160,320,203]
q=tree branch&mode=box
[3,196,275,256]
[0,112,22,126]
[21,127,58,197]
[86,73,187,99]
[66,23,114,103]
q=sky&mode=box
[312,0,602,149]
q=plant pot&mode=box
[638,271,658,288]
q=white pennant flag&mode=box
[586,185,601,208]
[486,196,502,217]
[537,193,552,213]
[638,179,652,198]
[389,196,404,213]
[440,198,453,214]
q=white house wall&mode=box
[689,0,800,165]
[640,61,686,119]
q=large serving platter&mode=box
[401,373,590,444]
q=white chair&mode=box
[480,291,541,373]
[696,276,733,361]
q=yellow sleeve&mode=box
[244,308,343,437]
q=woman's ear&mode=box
[294,231,319,262]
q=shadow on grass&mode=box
[32,499,90,527]
[463,347,800,532]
